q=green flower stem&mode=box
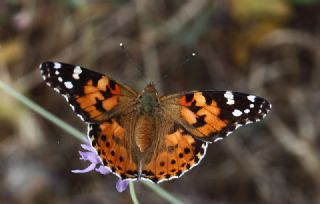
[129,182,139,204]
[0,79,86,142]
[0,79,183,204]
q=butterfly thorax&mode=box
[134,83,160,153]
[139,83,159,115]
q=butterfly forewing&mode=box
[161,91,271,142]
[40,62,138,123]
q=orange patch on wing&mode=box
[196,124,215,135]
[155,152,168,175]
[88,109,102,118]
[167,131,195,173]
[180,107,197,125]
[197,108,227,132]
[76,92,104,108]
[117,148,130,174]
[102,96,118,111]
[193,92,206,106]
[84,85,99,94]
[180,95,193,106]
[176,135,194,162]
[110,84,121,94]
[113,121,125,140]
[183,134,195,145]
[97,77,109,91]
[165,130,180,145]
[167,153,179,174]
[205,100,220,115]
[84,105,96,112]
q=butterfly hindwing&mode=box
[141,124,208,183]
[40,62,138,123]
[88,117,139,180]
[161,91,271,142]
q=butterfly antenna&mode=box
[119,43,149,86]
[153,52,196,87]
[119,43,148,83]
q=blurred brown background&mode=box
[1,0,320,203]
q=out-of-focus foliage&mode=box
[0,0,320,203]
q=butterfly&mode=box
[40,61,271,183]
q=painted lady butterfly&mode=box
[40,61,271,183]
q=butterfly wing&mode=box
[40,61,141,179]
[40,62,138,123]
[138,91,271,183]
[88,113,140,181]
[161,91,271,142]
[141,122,208,183]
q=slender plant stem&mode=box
[0,80,86,142]
[129,182,140,204]
[142,181,183,204]
[0,79,183,204]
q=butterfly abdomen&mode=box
[134,116,154,152]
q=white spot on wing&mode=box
[58,77,63,82]
[235,124,242,129]
[63,95,69,102]
[245,120,253,124]
[232,109,242,117]
[72,66,82,80]
[55,70,60,75]
[244,109,250,114]
[224,91,233,98]
[54,62,61,69]
[74,66,82,73]
[224,91,235,105]
[53,88,60,93]
[72,74,79,80]
[250,104,254,108]
[247,95,256,102]
[77,114,85,121]
[64,81,73,89]
[214,137,223,142]
[227,99,235,105]
[69,104,75,111]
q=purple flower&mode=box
[72,142,130,192]
[116,179,130,192]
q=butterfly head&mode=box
[138,83,159,115]
[143,83,157,93]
